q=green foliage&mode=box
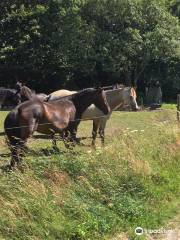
[0,0,180,97]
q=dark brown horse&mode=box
[0,88,21,109]
[4,88,110,169]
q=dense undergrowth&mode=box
[0,105,179,240]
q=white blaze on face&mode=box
[130,88,139,110]
[122,88,139,110]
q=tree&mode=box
[0,0,180,100]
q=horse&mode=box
[49,89,77,97]
[16,85,48,102]
[0,85,47,109]
[4,88,110,169]
[49,86,139,146]
[89,87,139,146]
[0,88,21,109]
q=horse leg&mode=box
[52,138,56,147]
[51,133,58,151]
[99,120,107,146]
[10,143,21,169]
[8,137,26,170]
[12,118,37,167]
[68,121,80,145]
[92,120,99,147]
[61,130,73,149]
[52,131,71,150]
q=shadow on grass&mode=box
[24,147,67,157]
[32,135,92,148]
[0,153,11,157]
[0,164,11,173]
[33,134,91,141]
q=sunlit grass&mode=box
[0,108,179,239]
[161,103,177,110]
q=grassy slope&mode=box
[0,105,179,240]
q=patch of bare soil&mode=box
[110,233,129,240]
[146,212,180,240]
[43,170,69,186]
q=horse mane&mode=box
[70,88,95,98]
[48,88,96,102]
[20,86,35,100]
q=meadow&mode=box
[0,105,179,240]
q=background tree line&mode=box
[0,0,180,101]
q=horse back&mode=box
[50,89,77,97]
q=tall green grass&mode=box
[0,108,179,239]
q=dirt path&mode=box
[111,212,180,240]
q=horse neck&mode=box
[106,88,124,110]
[21,86,34,100]
[72,91,96,115]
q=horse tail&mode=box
[4,109,21,147]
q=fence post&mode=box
[177,94,180,122]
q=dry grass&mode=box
[0,106,179,239]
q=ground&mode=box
[0,104,179,240]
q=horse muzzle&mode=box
[104,106,111,115]
[132,106,140,111]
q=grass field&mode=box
[0,104,179,240]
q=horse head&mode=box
[122,87,139,111]
[93,87,110,115]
